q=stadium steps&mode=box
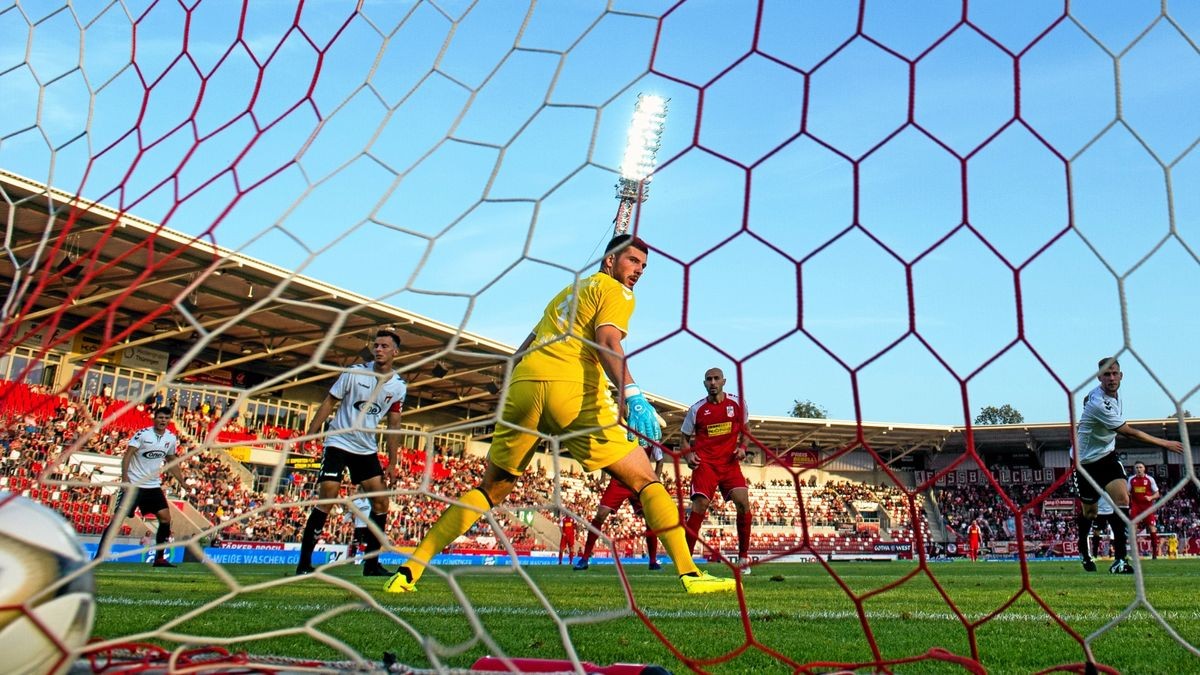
[923,487,950,544]
[518,509,560,550]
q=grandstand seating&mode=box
[5,381,1194,559]
[934,480,1200,557]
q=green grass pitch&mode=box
[89,559,1200,673]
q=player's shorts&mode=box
[690,461,748,501]
[1130,503,1157,528]
[115,486,169,517]
[598,478,643,515]
[319,446,383,484]
[488,379,637,475]
[1074,453,1126,504]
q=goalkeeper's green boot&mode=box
[679,570,736,594]
[384,566,417,593]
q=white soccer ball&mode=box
[0,493,95,675]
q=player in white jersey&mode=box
[1073,358,1182,574]
[97,407,185,567]
[296,329,407,577]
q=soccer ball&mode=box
[0,493,96,674]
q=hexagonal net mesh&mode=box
[1,1,1198,672]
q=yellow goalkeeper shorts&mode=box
[487,379,636,475]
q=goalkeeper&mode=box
[386,235,734,594]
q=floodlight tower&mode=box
[613,94,668,235]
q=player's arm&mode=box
[735,401,750,461]
[307,393,339,437]
[1114,423,1183,453]
[595,324,633,390]
[120,435,137,483]
[384,408,403,477]
[680,430,699,469]
[596,324,660,445]
[679,404,699,468]
[166,446,185,485]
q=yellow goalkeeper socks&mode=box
[405,488,492,582]
[638,481,699,576]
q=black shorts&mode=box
[1075,453,1127,504]
[115,486,169,516]
[318,446,383,484]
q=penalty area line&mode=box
[94,597,1200,623]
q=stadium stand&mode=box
[3,381,945,558]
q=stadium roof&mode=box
[0,169,516,421]
[2,170,1193,459]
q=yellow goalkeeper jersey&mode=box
[512,272,634,385]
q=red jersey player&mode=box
[681,367,753,575]
[558,513,577,565]
[1127,461,1160,560]
[967,520,982,562]
[573,444,665,571]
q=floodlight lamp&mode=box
[618,94,670,183]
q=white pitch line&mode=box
[96,597,1200,624]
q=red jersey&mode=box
[561,517,576,540]
[968,523,981,542]
[1127,474,1158,508]
[681,394,747,466]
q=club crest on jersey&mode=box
[354,401,383,415]
[726,405,734,418]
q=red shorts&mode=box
[690,462,748,501]
[598,479,642,515]
[1130,503,1156,528]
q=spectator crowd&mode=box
[5,379,1196,559]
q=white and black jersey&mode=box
[125,426,179,488]
[1075,385,1124,464]
[326,364,407,455]
[348,496,372,529]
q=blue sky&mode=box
[2,0,1199,426]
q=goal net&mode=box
[2,1,1198,672]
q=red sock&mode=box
[736,510,752,558]
[580,531,598,563]
[645,533,658,564]
[1150,531,1159,557]
[685,510,706,553]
